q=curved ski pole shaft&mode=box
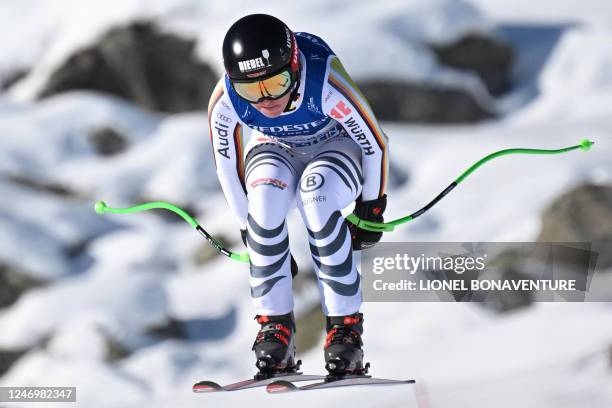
[94,201,250,263]
[346,139,594,232]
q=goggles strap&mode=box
[282,75,301,113]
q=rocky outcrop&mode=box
[479,249,534,313]
[147,318,185,339]
[431,34,514,96]
[147,307,237,342]
[8,174,76,198]
[358,80,494,123]
[39,22,218,113]
[0,348,28,377]
[537,184,612,268]
[473,184,612,313]
[360,33,513,123]
[37,21,513,123]
[88,127,129,156]
[1,69,28,90]
[0,263,45,309]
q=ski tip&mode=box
[193,381,222,393]
[266,380,297,394]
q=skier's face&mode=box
[251,92,292,118]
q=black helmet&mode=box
[222,14,300,102]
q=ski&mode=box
[192,373,326,393]
[266,375,416,393]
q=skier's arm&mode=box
[208,79,248,229]
[322,56,389,201]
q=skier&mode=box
[208,14,389,378]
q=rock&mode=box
[37,21,511,123]
[39,21,218,113]
[358,79,494,123]
[356,33,513,123]
[431,34,514,96]
[44,321,131,362]
[537,184,612,268]
[0,263,46,309]
[104,333,132,362]
[0,348,28,377]
[88,127,128,156]
[473,248,534,313]
[147,318,185,339]
[8,174,76,198]
[482,268,534,313]
[148,307,237,342]
[1,69,28,90]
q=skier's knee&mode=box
[299,170,336,202]
[247,210,286,234]
[247,178,294,229]
[298,174,348,220]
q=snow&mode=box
[3,0,496,106]
[0,1,611,408]
[0,261,168,350]
[0,92,158,184]
[513,26,612,124]
[466,0,612,25]
[0,209,69,281]
[2,350,149,407]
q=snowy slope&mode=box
[2,0,496,105]
[0,1,611,408]
[466,0,612,24]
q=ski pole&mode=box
[345,139,594,232]
[94,139,594,263]
[94,201,250,263]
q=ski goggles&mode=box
[231,69,297,103]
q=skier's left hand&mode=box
[349,194,387,250]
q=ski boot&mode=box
[324,312,370,379]
[252,312,301,380]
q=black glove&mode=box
[349,194,387,250]
[240,229,298,278]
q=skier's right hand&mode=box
[349,194,387,250]
[240,229,298,278]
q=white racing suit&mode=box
[208,32,388,317]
